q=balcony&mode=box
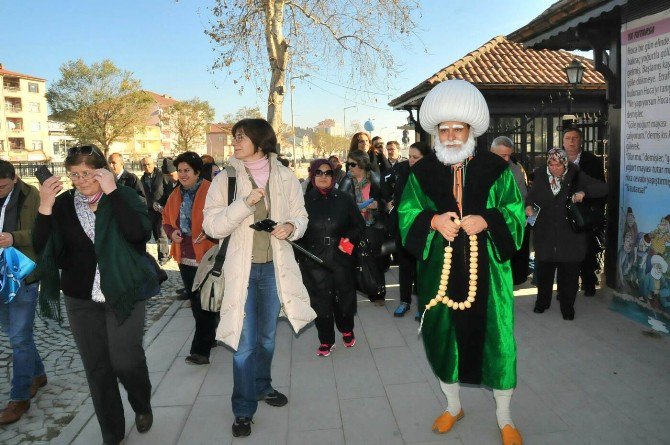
[6,118,24,132]
[9,138,25,151]
[5,102,22,113]
[3,78,20,92]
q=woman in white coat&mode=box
[203,118,315,438]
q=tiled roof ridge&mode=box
[433,35,506,81]
[0,67,46,81]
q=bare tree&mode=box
[204,0,420,137]
[47,59,152,156]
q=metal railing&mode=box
[3,85,20,92]
[12,162,68,178]
[5,105,22,113]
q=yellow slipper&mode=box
[432,409,464,433]
[500,424,523,445]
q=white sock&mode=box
[439,381,461,416]
[493,388,515,429]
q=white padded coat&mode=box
[202,153,316,350]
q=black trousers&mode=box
[314,308,354,345]
[178,263,218,358]
[65,297,151,445]
[396,243,416,305]
[535,260,580,317]
[150,209,170,261]
[579,232,600,292]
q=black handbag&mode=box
[355,238,386,297]
[565,170,603,233]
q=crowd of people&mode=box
[0,79,611,445]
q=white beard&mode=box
[651,267,663,280]
[434,133,476,165]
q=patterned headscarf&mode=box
[546,148,568,196]
[309,159,335,195]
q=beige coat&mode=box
[203,153,316,350]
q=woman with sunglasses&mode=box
[340,149,388,305]
[33,145,157,445]
[202,118,315,437]
[297,159,365,356]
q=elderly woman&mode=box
[339,149,387,305]
[34,145,157,445]
[526,148,608,320]
[162,151,217,365]
[298,159,365,356]
[203,118,315,438]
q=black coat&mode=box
[141,169,164,210]
[527,163,608,263]
[118,170,146,199]
[297,188,365,317]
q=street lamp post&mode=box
[564,59,585,114]
[290,74,309,170]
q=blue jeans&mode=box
[231,262,281,418]
[0,282,45,401]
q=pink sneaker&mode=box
[316,344,335,357]
[342,332,356,348]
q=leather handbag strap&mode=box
[210,166,236,277]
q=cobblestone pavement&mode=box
[0,243,185,444]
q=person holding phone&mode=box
[161,151,217,365]
[32,145,157,444]
[297,159,365,356]
[339,149,388,305]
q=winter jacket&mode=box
[10,180,41,284]
[203,153,316,350]
[526,163,608,263]
[297,188,365,316]
[162,180,216,263]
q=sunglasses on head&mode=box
[347,162,357,168]
[314,170,334,177]
[67,145,100,158]
[374,144,384,148]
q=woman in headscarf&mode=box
[525,148,607,320]
[297,159,365,356]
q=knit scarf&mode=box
[73,190,104,303]
[179,179,203,236]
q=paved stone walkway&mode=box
[0,244,180,445]
[47,267,670,445]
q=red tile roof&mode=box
[0,67,46,82]
[389,35,605,108]
[146,91,179,108]
[208,123,232,134]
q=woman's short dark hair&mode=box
[174,151,203,174]
[65,145,108,170]
[199,162,219,181]
[347,149,371,171]
[232,119,278,156]
[410,141,432,157]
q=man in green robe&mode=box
[398,79,525,445]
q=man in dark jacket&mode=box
[0,160,46,425]
[140,157,169,265]
[368,136,391,175]
[108,153,145,198]
[562,127,606,296]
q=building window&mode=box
[218,136,224,142]
[28,82,39,93]
[28,102,40,113]
[31,122,41,132]
[32,140,43,150]
[0,141,3,151]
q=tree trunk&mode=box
[265,0,289,147]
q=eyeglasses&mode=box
[357,139,367,143]
[233,134,247,142]
[347,162,358,168]
[374,144,384,149]
[67,170,94,181]
[314,170,334,177]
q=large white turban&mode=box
[651,255,668,273]
[419,79,490,137]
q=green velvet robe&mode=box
[398,154,524,390]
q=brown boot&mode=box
[30,374,48,398]
[0,400,30,425]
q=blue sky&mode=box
[1,0,557,142]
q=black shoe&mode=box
[136,410,153,433]
[159,258,170,266]
[533,307,545,314]
[185,354,210,365]
[263,389,288,407]
[176,288,190,300]
[584,289,596,297]
[232,416,252,437]
[563,313,575,320]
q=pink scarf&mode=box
[244,156,270,188]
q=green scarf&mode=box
[38,186,156,324]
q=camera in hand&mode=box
[34,165,53,185]
[249,219,278,232]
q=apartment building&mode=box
[0,63,51,161]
